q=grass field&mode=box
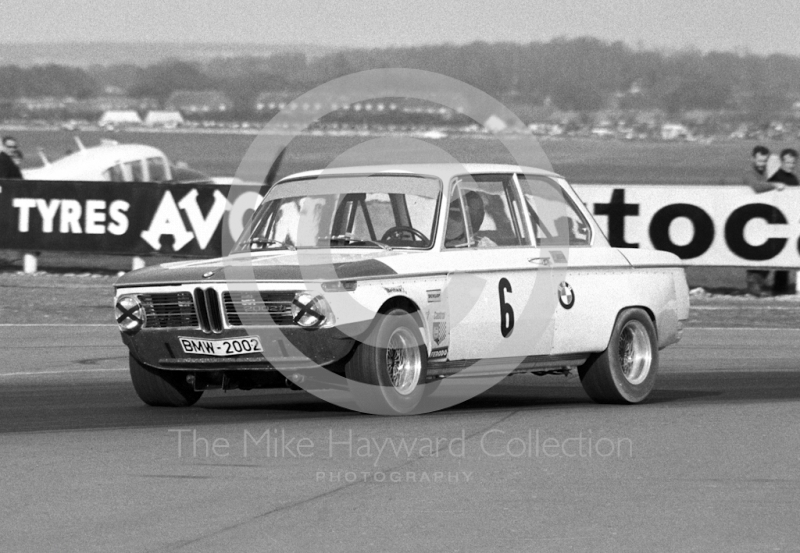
[11,128,799,184]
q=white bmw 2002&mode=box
[115,164,689,414]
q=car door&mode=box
[516,174,632,356]
[441,174,555,362]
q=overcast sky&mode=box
[2,0,798,56]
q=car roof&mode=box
[277,163,563,183]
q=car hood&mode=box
[115,249,402,288]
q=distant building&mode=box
[15,96,69,111]
[527,122,564,136]
[144,110,184,128]
[68,96,158,116]
[255,91,304,112]
[98,110,143,127]
[591,127,615,139]
[527,123,549,135]
[660,123,691,140]
[483,115,507,133]
[396,99,456,117]
[166,91,233,114]
[254,92,463,122]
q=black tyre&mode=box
[578,308,658,404]
[345,309,428,415]
[129,354,203,407]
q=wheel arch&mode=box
[606,305,657,348]
[377,295,425,329]
[336,295,427,366]
[624,304,656,323]
[352,295,428,349]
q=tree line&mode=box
[2,38,799,118]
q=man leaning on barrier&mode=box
[767,148,799,294]
[744,145,774,193]
[768,148,799,187]
[744,146,776,296]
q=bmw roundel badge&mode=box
[558,281,575,309]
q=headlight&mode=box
[291,292,334,328]
[115,294,145,333]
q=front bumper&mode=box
[122,322,369,372]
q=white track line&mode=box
[0,368,127,377]
[692,305,800,310]
[686,326,800,331]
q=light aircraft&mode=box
[23,137,235,184]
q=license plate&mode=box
[178,336,263,357]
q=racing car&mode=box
[114,164,689,414]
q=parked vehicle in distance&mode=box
[114,164,690,414]
[23,137,228,184]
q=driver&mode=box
[445,191,496,248]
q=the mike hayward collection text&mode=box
[169,428,634,462]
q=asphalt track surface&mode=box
[1,325,799,553]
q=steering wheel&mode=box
[380,226,429,246]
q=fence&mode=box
[1,180,799,288]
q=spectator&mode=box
[766,148,798,294]
[744,145,776,193]
[768,148,799,187]
[744,146,776,296]
[0,136,23,179]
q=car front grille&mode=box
[223,291,296,326]
[138,289,296,331]
[194,288,225,334]
[139,292,198,328]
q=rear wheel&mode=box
[345,309,428,415]
[578,308,658,404]
[129,354,203,407]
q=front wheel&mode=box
[129,354,203,407]
[345,309,428,415]
[578,308,658,404]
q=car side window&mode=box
[445,174,530,248]
[516,175,591,246]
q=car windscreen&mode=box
[233,174,441,252]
